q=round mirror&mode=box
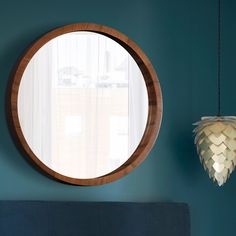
[9,23,162,185]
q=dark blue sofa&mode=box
[0,201,190,236]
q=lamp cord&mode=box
[217,0,221,116]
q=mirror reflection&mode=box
[18,32,148,178]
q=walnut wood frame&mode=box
[9,23,162,185]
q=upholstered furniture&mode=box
[0,201,190,236]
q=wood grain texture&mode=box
[8,23,163,185]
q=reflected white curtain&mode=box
[18,44,52,164]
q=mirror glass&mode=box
[18,32,148,179]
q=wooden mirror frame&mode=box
[8,23,162,185]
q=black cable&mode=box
[217,0,221,116]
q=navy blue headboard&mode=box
[0,201,190,236]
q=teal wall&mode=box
[1,0,236,235]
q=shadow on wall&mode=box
[169,121,200,183]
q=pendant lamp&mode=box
[193,0,236,186]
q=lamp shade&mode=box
[193,116,236,186]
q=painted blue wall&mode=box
[1,0,236,235]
